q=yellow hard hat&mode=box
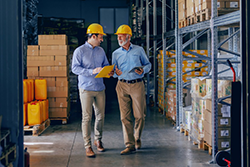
[87,23,106,35]
[115,25,132,36]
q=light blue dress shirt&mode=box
[112,43,151,80]
[72,42,109,91]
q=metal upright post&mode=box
[135,0,139,38]
[146,0,150,104]
[140,0,143,37]
[228,28,233,51]
[153,0,157,106]
[175,0,183,129]
[211,0,218,162]
[162,0,166,116]
[171,0,174,29]
[233,27,239,77]
[207,30,211,72]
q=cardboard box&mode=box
[38,35,68,46]
[226,1,239,8]
[47,86,69,97]
[204,120,212,135]
[54,56,68,66]
[27,45,39,56]
[27,67,39,77]
[218,117,231,127]
[27,55,54,67]
[39,45,69,56]
[178,0,186,20]
[218,138,231,149]
[204,109,212,123]
[204,130,231,148]
[191,78,206,97]
[202,1,226,10]
[56,77,68,87]
[205,99,222,114]
[39,66,68,77]
[204,130,212,146]
[48,97,68,108]
[218,127,231,138]
[49,107,69,118]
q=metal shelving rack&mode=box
[132,0,240,161]
[175,0,241,162]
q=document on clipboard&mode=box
[128,66,145,73]
[95,64,115,78]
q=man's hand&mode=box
[93,67,103,74]
[108,69,114,77]
[135,68,143,75]
[115,65,122,76]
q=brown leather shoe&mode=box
[86,147,95,157]
[94,140,105,152]
[135,139,141,149]
[120,147,136,155]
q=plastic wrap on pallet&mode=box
[183,105,192,131]
[205,78,232,99]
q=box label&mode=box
[230,2,238,8]
[221,141,230,148]
[221,130,229,137]
[220,119,229,125]
[221,105,231,117]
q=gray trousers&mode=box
[79,89,105,148]
[116,81,146,148]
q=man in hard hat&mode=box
[112,24,151,155]
[72,23,113,157]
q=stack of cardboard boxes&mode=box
[190,77,232,148]
[204,99,231,150]
[27,35,70,120]
[179,0,240,27]
[157,50,208,113]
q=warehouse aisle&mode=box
[24,99,219,167]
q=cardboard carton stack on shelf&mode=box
[157,50,208,116]
[178,0,187,28]
[203,99,231,150]
[179,0,240,27]
[27,35,71,120]
[165,88,191,121]
[190,77,232,149]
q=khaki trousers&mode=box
[79,89,105,148]
[116,80,146,148]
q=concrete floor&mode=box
[24,99,219,167]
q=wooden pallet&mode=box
[203,142,212,155]
[158,107,163,114]
[50,117,69,125]
[24,119,50,136]
[187,15,196,26]
[179,19,187,28]
[184,129,189,136]
[188,135,204,149]
[196,8,210,23]
[193,139,204,149]
[180,126,189,136]
[0,143,16,167]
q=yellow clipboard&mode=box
[95,64,115,78]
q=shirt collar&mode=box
[85,41,94,49]
[121,43,133,51]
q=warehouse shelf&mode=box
[132,1,240,161]
[132,0,241,163]
[180,10,240,34]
